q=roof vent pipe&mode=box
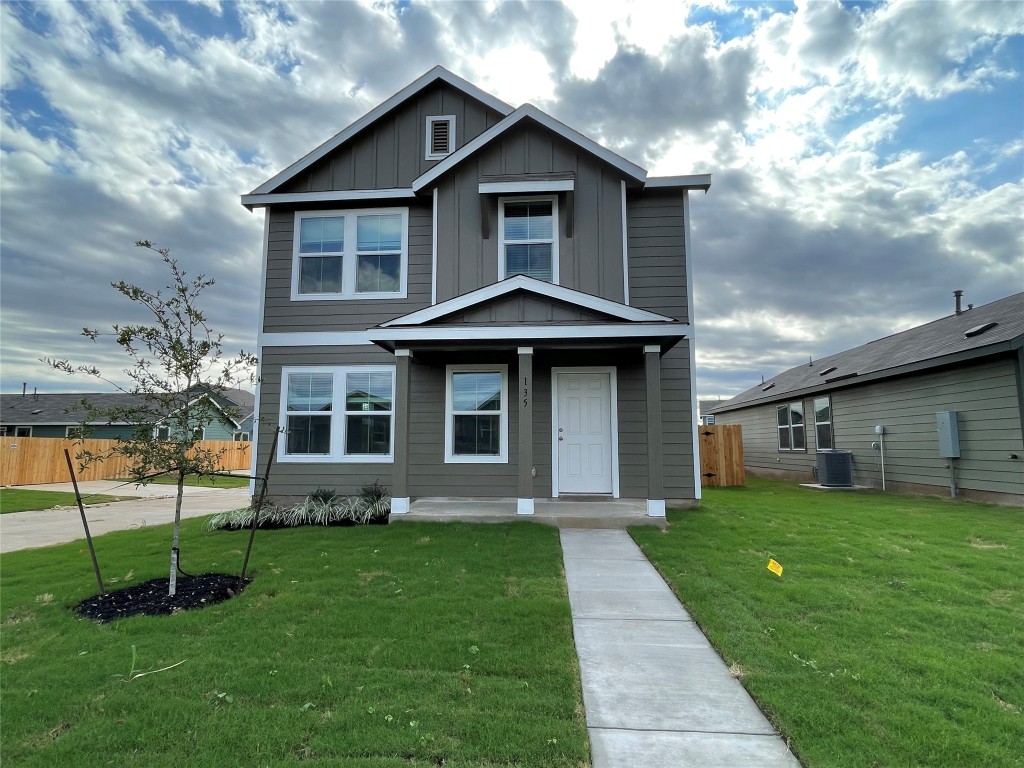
[954,289,964,315]
[22,382,26,397]
[33,387,38,400]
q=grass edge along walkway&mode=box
[630,478,1024,768]
[0,517,590,767]
[0,488,138,514]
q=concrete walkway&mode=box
[1,480,249,553]
[561,529,800,768]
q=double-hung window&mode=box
[814,396,833,450]
[281,367,395,462]
[293,208,408,300]
[445,365,508,463]
[498,196,558,283]
[777,402,805,451]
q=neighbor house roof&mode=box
[1,389,256,427]
[710,292,1024,414]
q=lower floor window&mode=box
[281,366,395,462]
[777,401,805,451]
[445,365,508,463]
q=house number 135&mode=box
[523,377,529,407]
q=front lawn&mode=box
[1,519,589,767]
[0,489,137,514]
[631,478,1024,768]
[122,473,250,489]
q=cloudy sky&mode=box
[2,0,1022,403]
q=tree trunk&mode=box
[168,471,185,596]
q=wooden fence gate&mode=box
[698,424,745,487]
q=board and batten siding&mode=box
[434,123,627,304]
[262,203,433,334]
[715,356,1024,504]
[277,83,505,193]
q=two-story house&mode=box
[242,66,710,517]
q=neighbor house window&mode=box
[280,366,395,462]
[425,115,455,160]
[777,402,805,451]
[445,365,508,463]
[192,427,206,441]
[154,425,170,441]
[233,431,250,442]
[14,426,32,437]
[292,209,408,300]
[814,396,833,451]
[499,197,558,283]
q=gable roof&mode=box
[379,275,675,327]
[710,292,1024,414]
[411,103,647,192]
[249,66,513,196]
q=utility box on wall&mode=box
[936,411,960,458]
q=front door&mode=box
[556,372,613,494]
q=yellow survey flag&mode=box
[767,559,783,577]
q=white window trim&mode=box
[814,396,833,452]
[278,365,396,464]
[550,366,620,499]
[291,208,409,301]
[497,195,559,284]
[154,425,170,440]
[193,427,206,441]
[15,426,32,437]
[444,364,509,464]
[425,115,456,160]
[0,426,7,436]
[777,402,806,452]
[233,431,250,442]
[65,426,78,438]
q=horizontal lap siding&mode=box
[256,345,397,500]
[661,344,696,499]
[263,204,433,333]
[626,193,687,321]
[716,357,1024,498]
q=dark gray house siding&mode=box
[278,83,505,193]
[246,67,706,512]
[715,355,1024,505]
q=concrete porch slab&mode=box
[392,497,664,528]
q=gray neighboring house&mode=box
[0,388,254,441]
[708,293,1024,506]
[242,66,710,516]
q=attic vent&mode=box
[964,321,997,338]
[761,382,776,392]
[818,366,837,376]
[31,409,42,415]
[426,115,455,160]
[825,372,859,383]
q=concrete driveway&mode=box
[1,480,249,553]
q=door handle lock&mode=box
[558,436,563,441]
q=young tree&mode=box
[49,241,257,596]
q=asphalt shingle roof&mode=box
[710,292,1024,414]
[1,388,255,425]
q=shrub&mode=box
[206,484,391,531]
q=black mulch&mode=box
[75,573,250,623]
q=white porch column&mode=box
[391,348,412,514]
[517,346,534,515]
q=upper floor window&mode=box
[425,115,456,160]
[814,396,833,450]
[292,208,408,301]
[498,196,558,283]
[777,402,805,451]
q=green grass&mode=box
[0,489,138,514]
[631,478,1024,768]
[120,473,250,489]
[0,518,589,767]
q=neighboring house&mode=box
[708,293,1024,506]
[0,388,254,441]
[698,399,724,425]
[241,66,710,516]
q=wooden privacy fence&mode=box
[698,424,745,487]
[0,437,251,487]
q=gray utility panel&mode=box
[936,411,961,458]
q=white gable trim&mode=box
[645,174,712,191]
[378,275,674,327]
[242,188,416,209]
[412,104,647,193]
[370,323,686,344]
[479,179,574,194]
[248,67,513,196]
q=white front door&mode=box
[556,372,613,494]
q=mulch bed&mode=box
[75,573,250,623]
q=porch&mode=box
[392,496,664,529]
